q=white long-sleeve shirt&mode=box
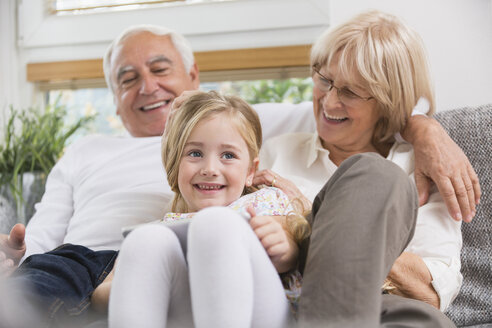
[259,132,462,311]
[24,135,172,260]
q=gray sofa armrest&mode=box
[435,104,492,327]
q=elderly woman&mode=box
[255,10,461,327]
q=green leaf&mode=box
[0,102,94,209]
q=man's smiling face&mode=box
[110,31,199,137]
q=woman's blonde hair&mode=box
[311,10,435,144]
[162,91,262,213]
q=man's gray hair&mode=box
[103,24,195,93]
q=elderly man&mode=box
[0,25,199,327]
[0,24,480,326]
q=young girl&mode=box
[103,91,309,328]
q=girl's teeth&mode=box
[198,184,221,190]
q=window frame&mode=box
[50,0,184,14]
[18,0,329,61]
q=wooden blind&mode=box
[27,44,312,83]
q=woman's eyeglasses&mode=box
[312,68,373,106]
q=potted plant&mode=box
[0,101,94,224]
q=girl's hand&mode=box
[247,206,298,273]
[253,170,312,211]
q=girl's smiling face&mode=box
[177,113,258,212]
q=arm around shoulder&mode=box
[401,115,480,223]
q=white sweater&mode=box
[24,135,172,260]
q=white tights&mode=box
[188,207,292,328]
[108,224,193,328]
[108,207,292,328]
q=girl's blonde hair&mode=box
[162,91,311,243]
[162,91,262,213]
[311,10,435,144]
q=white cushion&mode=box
[253,101,316,143]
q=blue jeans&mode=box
[12,244,117,327]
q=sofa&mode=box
[0,103,490,327]
[435,104,492,328]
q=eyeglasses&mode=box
[312,68,373,106]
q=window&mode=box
[47,77,313,138]
[34,44,313,137]
[47,88,123,137]
[50,0,219,15]
[23,0,325,138]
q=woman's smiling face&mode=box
[312,57,381,155]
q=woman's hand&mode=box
[253,169,312,211]
[402,115,480,222]
[91,264,116,313]
[386,252,439,309]
[247,206,298,273]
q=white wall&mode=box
[329,0,492,111]
[0,0,21,127]
[5,0,492,114]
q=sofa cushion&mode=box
[435,104,492,327]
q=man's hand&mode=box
[402,115,481,222]
[386,252,439,309]
[247,207,298,273]
[0,224,27,276]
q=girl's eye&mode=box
[188,151,202,158]
[222,152,235,160]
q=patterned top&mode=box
[162,187,294,221]
[162,187,302,312]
